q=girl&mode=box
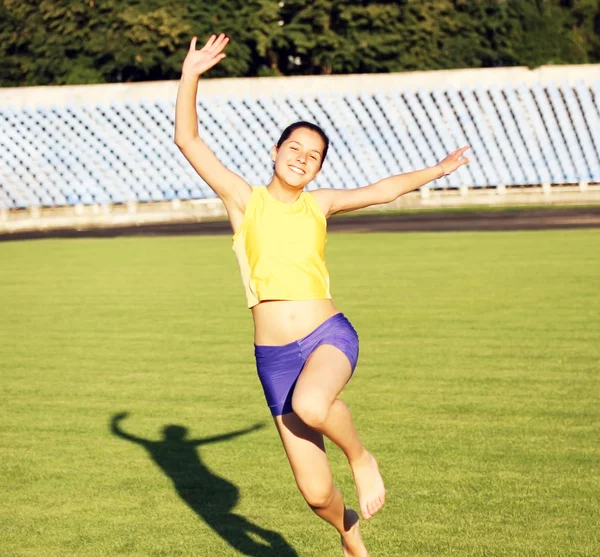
[174,34,470,557]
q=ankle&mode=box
[347,447,370,466]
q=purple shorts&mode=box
[254,313,359,416]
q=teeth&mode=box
[289,166,305,175]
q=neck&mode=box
[266,176,303,204]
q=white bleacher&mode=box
[0,65,599,210]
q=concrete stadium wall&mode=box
[2,183,600,235]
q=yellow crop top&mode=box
[232,186,331,308]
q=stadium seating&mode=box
[1,76,599,209]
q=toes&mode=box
[370,496,384,515]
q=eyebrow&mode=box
[288,140,322,157]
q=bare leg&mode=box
[291,345,385,520]
[275,412,369,557]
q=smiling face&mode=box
[272,127,326,189]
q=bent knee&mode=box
[291,395,330,428]
[299,484,335,509]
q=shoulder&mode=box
[243,185,265,207]
[307,189,336,218]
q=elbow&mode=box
[173,134,187,149]
[174,134,196,151]
[391,191,407,203]
[173,125,198,148]
[383,191,399,204]
[374,184,397,205]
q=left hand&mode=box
[437,146,471,177]
[182,34,229,79]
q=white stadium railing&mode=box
[0,65,599,210]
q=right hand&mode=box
[182,33,229,79]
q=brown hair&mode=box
[276,121,329,169]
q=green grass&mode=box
[1,230,599,557]
[334,202,600,218]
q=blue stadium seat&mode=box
[1,78,599,210]
[529,83,575,181]
[546,82,587,181]
[562,82,600,181]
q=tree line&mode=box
[1,0,599,87]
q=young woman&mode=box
[174,34,470,557]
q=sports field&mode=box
[1,229,599,557]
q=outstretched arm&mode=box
[191,422,265,447]
[110,412,147,446]
[312,146,470,217]
[174,33,252,229]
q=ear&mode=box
[271,145,278,163]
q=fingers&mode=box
[448,145,470,158]
[202,53,226,72]
[437,150,472,177]
[446,157,471,174]
[202,33,229,53]
[210,33,229,53]
[189,36,197,51]
[205,34,217,49]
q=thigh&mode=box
[274,413,333,499]
[255,343,305,416]
[294,344,353,409]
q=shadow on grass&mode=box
[110,412,297,556]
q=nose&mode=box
[296,151,306,164]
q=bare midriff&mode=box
[252,299,339,346]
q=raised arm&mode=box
[174,34,252,229]
[312,146,470,217]
[110,412,147,446]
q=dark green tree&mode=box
[0,0,599,86]
[506,0,594,67]
[186,0,285,77]
[0,0,191,85]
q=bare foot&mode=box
[350,451,385,520]
[341,509,369,557]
